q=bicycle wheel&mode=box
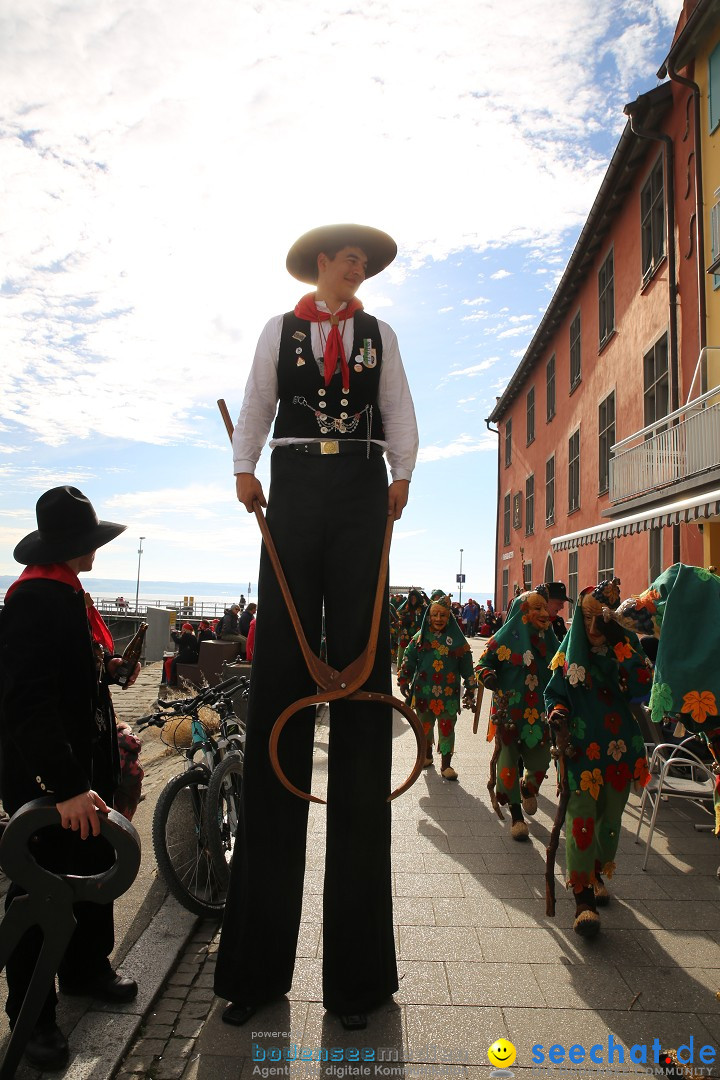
[152,767,228,918]
[205,751,244,889]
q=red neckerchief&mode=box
[294,293,363,388]
[5,563,114,651]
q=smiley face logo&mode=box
[488,1039,517,1069]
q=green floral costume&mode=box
[618,563,720,836]
[397,600,475,755]
[475,595,559,806]
[396,589,427,670]
[544,606,652,892]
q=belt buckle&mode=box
[320,440,339,455]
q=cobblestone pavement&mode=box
[115,639,720,1080]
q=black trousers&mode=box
[214,448,398,1014]
[4,827,115,1027]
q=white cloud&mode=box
[441,360,498,384]
[0,0,678,449]
[490,269,512,280]
[418,433,497,462]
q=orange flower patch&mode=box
[681,690,718,725]
[586,742,601,761]
[428,698,444,716]
[580,768,603,800]
[633,757,650,787]
[614,641,633,661]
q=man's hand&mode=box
[56,790,110,840]
[388,479,410,521]
[482,672,498,692]
[548,707,569,730]
[236,473,267,513]
[107,658,140,687]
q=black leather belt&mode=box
[277,441,383,458]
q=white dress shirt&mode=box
[232,301,419,482]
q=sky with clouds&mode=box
[0,0,682,601]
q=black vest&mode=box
[272,311,385,442]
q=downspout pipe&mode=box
[662,58,707,384]
[485,417,500,611]
[623,102,681,564]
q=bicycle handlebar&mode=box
[136,675,249,730]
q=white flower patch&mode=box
[567,663,586,686]
[525,673,539,690]
[523,650,534,666]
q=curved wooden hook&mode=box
[269,691,426,804]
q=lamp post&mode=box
[458,548,464,606]
[135,537,146,614]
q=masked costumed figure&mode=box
[544,579,653,938]
[397,593,476,781]
[616,563,720,841]
[396,589,427,669]
[475,587,558,841]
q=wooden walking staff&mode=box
[545,712,572,916]
[217,398,426,804]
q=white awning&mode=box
[551,488,720,551]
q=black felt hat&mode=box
[14,486,126,565]
[286,224,397,284]
[545,581,569,602]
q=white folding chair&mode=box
[634,738,716,871]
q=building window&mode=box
[569,312,581,391]
[526,387,535,445]
[568,551,578,617]
[512,492,522,530]
[598,391,616,495]
[504,417,512,468]
[525,475,535,536]
[710,42,720,133]
[710,195,720,289]
[641,157,665,283]
[546,354,556,421]
[523,559,532,591]
[598,539,615,581]
[649,526,662,583]
[503,493,511,546]
[598,248,615,348]
[568,429,580,513]
[502,568,509,614]
[545,455,555,526]
[644,334,669,431]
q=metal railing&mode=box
[610,383,720,502]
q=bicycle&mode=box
[137,675,248,918]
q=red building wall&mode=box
[494,78,702,611]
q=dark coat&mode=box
[0,578,120,814]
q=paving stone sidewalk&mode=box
[117,639,720,1080]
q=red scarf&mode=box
[294,293,363,388]
[5,563,114,651]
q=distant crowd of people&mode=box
[164,600,257,685]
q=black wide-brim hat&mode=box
[14,486,127,565]
[286,224,397,284]
[546,581,569,602]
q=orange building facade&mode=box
[487,39,715,614]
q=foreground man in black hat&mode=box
[0,487,139,1070]
[215,224,418,1030]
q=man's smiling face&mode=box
[316,245,368,304]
